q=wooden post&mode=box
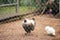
[41,2,48,15]
[59,1,60,13]
[16,0,19,13]
[30,0,32,13]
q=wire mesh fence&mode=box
[0,0,59,20]
[0,0,18,20]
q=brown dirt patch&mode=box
[0,15,60,40]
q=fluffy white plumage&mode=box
[45,26,55,36]
[30,20,35,26]
[22,18,31,25]
[22,18,35,27]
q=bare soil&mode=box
[0,14,60,40]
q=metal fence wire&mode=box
[0,0,59,20]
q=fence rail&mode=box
[0,0,19,13]
[0,3,17,7]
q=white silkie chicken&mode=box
[45,26,55,36]
[22,18,35,35]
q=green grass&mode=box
[0,7,15,14]
[19,6,36,14]
[0,6,36,15]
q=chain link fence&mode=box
[0,0,19,20]
[0,0,59,20]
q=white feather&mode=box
[30,20,35,25]
[22,18,31,25]
[22,18,35,27]
[45,26,55,36]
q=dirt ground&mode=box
[0,14,60,40]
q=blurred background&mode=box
[0,0,59,20]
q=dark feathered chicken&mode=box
[22,18,35,35]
